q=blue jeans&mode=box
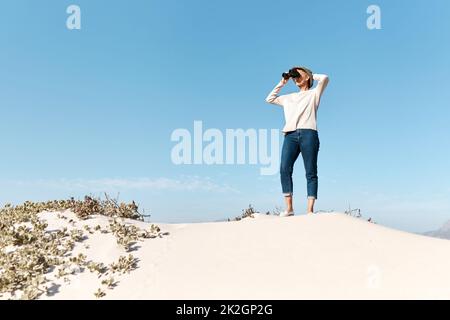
[280,129,320,199]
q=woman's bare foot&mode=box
[284,195,294,213]
[307,198,315,214]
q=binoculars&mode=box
[282,68,301,80]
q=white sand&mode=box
[21,211,450,299]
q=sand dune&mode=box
[18,210,448,300]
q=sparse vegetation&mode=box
[344,205,375,223]
[227,203,375,222]
[94,288,106,298]
[86,261,108,275]
[0,194,162,300]
[228,204,258,221]
[101,276,117,289]
[109,255,138,274]
[267,206,283,216]
[108,218,161,252]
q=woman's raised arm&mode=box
[313,74,329,99]
[265,78,288,107]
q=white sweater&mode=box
[265,74,329,134]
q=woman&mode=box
[265,66,329,217]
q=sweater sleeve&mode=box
[265,81,286,107]
[313,74,329,101]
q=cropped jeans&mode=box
[280,128,320,199]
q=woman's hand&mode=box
[280,77,289,86]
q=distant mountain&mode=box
[423,220,450,240]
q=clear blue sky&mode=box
[1,0,449,233]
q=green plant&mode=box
[0,196,161,300]
[109,255,138,274]
[229,204,257,221]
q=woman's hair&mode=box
[292,66,314,88]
